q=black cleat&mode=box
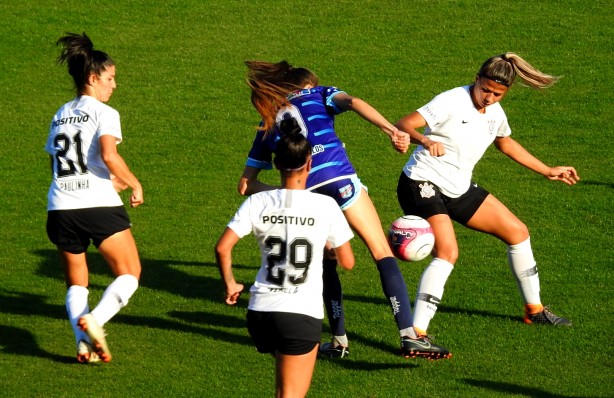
[524,306,572,326]
[319,341,350,358]
[401,336,451,360]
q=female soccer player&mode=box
[216,133,354,398]
[46,32,143,363]
[238,61,450,360]
[395,52,579,341]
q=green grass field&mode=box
[1,0,612,396]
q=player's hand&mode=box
[392,130,410,154]
[110,174,129,192]
[225,283,244,305]
[546,166,580,185]
[423,138,445,157]
[130,186,144,208]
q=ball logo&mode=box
[388,216,435,262]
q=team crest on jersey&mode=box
[419,182,436,198]
[488,120,496,134]
[338,183,353,199]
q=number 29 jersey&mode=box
[45,96,123,210]
[227,189,354,319]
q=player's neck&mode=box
[282,176,307,190]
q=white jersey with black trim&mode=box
[403,85,511,198]
[227,189,353,319]
[45,96,123,210]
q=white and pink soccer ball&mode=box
[388,216,435,262]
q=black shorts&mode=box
[396,172,489,225]
[246,310,322,355]
[46,206,131,254]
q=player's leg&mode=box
[275,345,318,398]
[60,251,99,362]
[78,227,140,363]
[343,188,413,337]
[466,194,571,326]
[48,210,98,363]
[320,245,349,358]
[92,228,141,326]
[412,214,457,336]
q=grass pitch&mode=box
[1,1,612,397]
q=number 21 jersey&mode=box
[45,96,123,210]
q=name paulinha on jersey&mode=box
[59,179,90,191]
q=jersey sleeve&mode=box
[245,128,274,170]
[496,110,512,138]
[325,198,354,248]
[97,106,123,143]
[323,86,348,115]
[416,91,453,128]
[226,197,255,238]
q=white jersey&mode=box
[228,189,354,319]
[45,96,123,210]
[403,85,511,197]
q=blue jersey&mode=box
[246,86,357,189]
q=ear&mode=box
[88,72,98,86]
[304,157,312,173]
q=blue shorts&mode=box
[246,311,322,355]
[310,175,365,210]
[46,206,131,254]
[396,172,489,225]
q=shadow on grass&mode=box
[33,248,240,302]
[318,355,418,370]
[462,378,596,398]
[437,305,520,324]
[0,324,71,363]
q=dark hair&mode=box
[56,32,114,95]
[245,60,319,132]
[478,52,559,89]
[274,133,312,171]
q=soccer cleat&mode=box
[524,306,572,326]
[78,314,112,363]
[319,341,350,358]
[401,335,451,360]
[77,340,100,363]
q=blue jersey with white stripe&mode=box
[246,86,356,189]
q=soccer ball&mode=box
[388,215,435,262]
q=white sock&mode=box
[66,285,89,345]
[333,334,348,347]
[413,258,454,333]
[507,237,541,305]
[91,274,139,326]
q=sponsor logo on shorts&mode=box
[338,183,353,199]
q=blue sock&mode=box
[377,257,412,331]
[322,259,346,336]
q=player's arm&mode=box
[332,93,409,154]
[494,136,579,185]
[99,134,144,207]
[333,241,354,270]
[238,166,280,196]
[395,111,445,157]
[214,227,245,305]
